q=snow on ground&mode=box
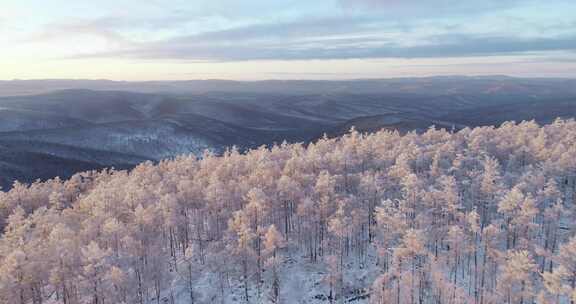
[153,248,379,304]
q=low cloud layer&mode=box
[49,0,574,63]
[80,24,576,62]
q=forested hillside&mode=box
[1,119,576,304]
[2,77,576,190]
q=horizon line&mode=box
[2,74,576,83]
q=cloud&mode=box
[338,0,522,16]
[64,15,404,58]
[77,30,576,62]
[171,16,405,43]
[24,10,197,46]
[26,19,132,47]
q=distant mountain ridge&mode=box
[2,76,576,96]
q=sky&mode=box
[1,0,575,80]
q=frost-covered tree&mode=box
[263,224,286,303]
[0,119,575,303]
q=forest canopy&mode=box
[1,119,576,304]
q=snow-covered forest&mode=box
[1,119,576,304]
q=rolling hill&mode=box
[0,76,574,189]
